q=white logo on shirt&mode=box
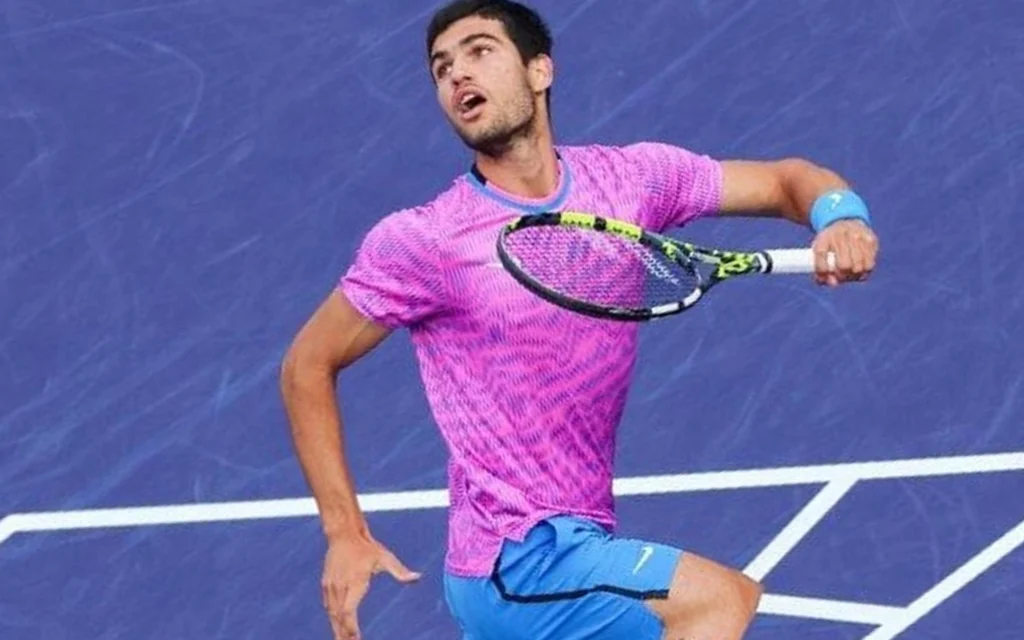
[632,545,655,574]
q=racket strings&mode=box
[502,226,699,309]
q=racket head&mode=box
[496,212,707,321]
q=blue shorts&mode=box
[443,516,683,640]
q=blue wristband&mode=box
[810,190,871,232]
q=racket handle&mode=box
[764,249,836,274]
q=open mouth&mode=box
[457,91,487,118]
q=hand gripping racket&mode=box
[496,212,835,321]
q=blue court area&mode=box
[2,0,1023,638]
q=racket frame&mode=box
[496,212,815,322]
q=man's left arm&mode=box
[718,159,880,287]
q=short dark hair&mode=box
[426,0,554,110]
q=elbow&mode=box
[776,157,813,172]
[279,342,315,399]
[775,157,850,219]
[279,344,302,404]
[279,341,338,397]
[777,157,825,178]
[278,345,337,437]
[778,157,847,187]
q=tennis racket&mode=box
[496,211,835,321]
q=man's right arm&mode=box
[285,208,441,639]
[281,289,421,640]
[280,288,389,542]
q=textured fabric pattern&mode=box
[340,142,723,576]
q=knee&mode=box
[696,572,762,638]
[731,572,763,622]
[703,569,762,631]
[652,554,763,639]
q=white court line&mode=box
[611,451,1024,496]
[758,594,902,626]
[1,451,1021,630]
[0,517,17,546]
[0,489,449,540]
[744,479,858,582]
[0,452,1020,544]
[863,518,1024,640]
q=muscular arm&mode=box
[280,289,391,541]
[718,157,878,285]
[718,158,851,225]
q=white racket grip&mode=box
[764,248,836,274]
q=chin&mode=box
[469,134,516,155]
[456,124,510,154]
[462,123,538,156]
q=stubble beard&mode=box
[456,88,538,157]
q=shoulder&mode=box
[361,204,433,249]
[553,143,638,189]
[361,176,471,246]
[558,141,714,185]
[559,141,716,168]
[557,142,634,167]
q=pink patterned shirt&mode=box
[340,142,723,577]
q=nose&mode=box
[450,56,473,84]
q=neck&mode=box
[472,121,559,200]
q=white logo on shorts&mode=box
[632,545,655,575]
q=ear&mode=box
[527,54,554,95]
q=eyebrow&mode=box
[430,33,502,68]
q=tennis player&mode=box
[280,1,879,638]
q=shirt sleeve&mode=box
[338,207,448,329]
[624,142,724,232]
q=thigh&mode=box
[444,516,684,640]
[646,552,763,640]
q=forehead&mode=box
[430,15,510,56]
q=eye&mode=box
[434,62,451,80]
[471,43,493,57]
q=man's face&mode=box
[429,16,544,153]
